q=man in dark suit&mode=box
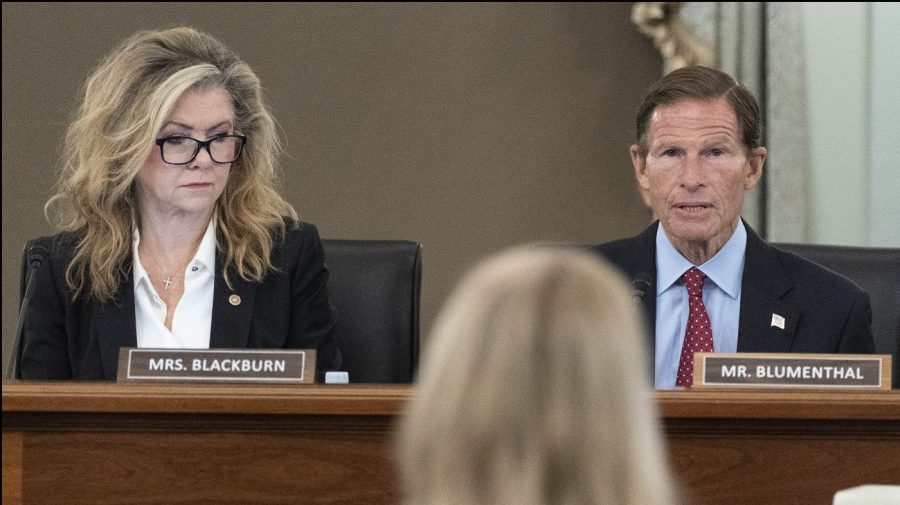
[592,66,874,388]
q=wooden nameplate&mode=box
[693,352,891,390]
[117,348,316,384]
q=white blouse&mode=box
[132,220,216,349]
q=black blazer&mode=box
[590,221,875,363]
[20,221,341,381]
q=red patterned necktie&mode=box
[675,267,714,388]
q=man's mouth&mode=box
[675,203,712,211]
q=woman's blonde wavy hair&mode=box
[45,27,297,302]
[397,247,677,505]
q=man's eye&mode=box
[710,148,724,156]
[662,149,678,157]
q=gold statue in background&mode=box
[632,2,715,73]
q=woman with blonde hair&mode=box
[397,247,676,505]
[18,27,340,380]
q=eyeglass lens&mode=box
[161,136,243,164]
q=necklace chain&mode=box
[139,233,203,293]
[145,254,187,292]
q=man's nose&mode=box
[681,155,704,188]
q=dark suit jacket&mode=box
[20,221,341,381]
[590,221,875,364]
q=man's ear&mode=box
[631,145,653,209]
[744,146,767,190]
[631,144,650,192]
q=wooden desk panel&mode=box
[669,434,896,504]
[660,390,900,504]
[4,383,900,505]
[3,384,405,505]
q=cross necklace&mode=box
[149,256,182,291]
[140,240,195,293]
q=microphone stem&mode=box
[7,264,39,380]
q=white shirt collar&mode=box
[132,217,218,286]
[132,224,150,290]
[193,218,218,273]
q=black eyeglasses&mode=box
[154,134,247,165]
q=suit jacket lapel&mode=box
[634,224,658,336]
[94,271,138,379]
[90,248,261,376]
[613,222,659,358]
[210,255,256,348]
[738,223,799,352]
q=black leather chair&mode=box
[775,242,900,389]
[322,239,422,383]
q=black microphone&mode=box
[6,244,49,380]
[631,272,651,304]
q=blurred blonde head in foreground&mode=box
[397,247,676,505]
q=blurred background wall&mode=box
[800,2,900,247]
[2,3,662,374]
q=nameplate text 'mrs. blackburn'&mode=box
[692,352,891,390]
[117,348,316,384]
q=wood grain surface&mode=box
[4,383,899,505]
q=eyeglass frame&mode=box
[153,134,248,165]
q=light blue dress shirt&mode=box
[654,221,746,388]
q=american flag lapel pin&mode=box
[771,313,785,329]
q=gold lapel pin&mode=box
[228,294,241,306]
